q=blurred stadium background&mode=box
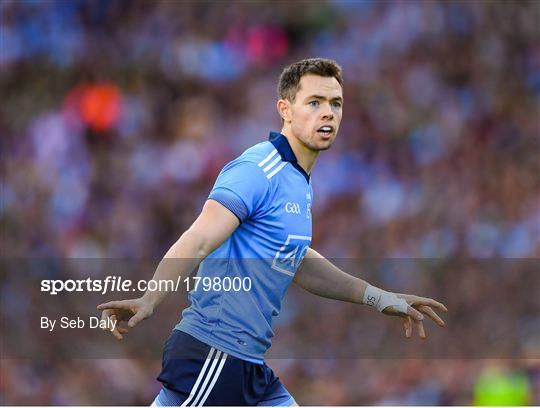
[1,0,539,405]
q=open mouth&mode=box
[317,125,334,136]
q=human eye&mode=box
[331,101,342,108]
[309,100,319,107]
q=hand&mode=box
[96,297,154,340]
[382,294,447,339]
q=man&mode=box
[97,58,447,406]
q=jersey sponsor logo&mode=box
[285,202,301,214]
[272,234,311,276]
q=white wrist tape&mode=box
[363,284,409,314]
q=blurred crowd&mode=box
[1,0,539,405]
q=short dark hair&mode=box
[277,58,343,102]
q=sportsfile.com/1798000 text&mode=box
[40,276,252,295]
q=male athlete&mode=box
[97,58,447,406]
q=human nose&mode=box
[321,102,334,120]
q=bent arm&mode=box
[293,248,368,304]
[141,199,239,309]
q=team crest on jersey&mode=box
[285,202,301,215]
[272,234,311,276]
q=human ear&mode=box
[277,99,291,123]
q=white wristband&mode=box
[363,284,408,314]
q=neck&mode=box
[280,128,319,174]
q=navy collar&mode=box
[269,132,310,183]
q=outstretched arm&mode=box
[97,199,239,339]
[293,248,447,338]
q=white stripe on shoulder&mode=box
[197,352,228,406]
[191,349,223,406]
[257,149,278,168]
[181,347,217,406]
[263,155,282,173]
[266,162,287,179]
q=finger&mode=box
[414,318,426,339]
[127,310,146,328]
[407,305,424,321]
[100,310,123,339]
[109,315,123,340]
[415,298,448,312]
[118,327,129,334]
[418,305,445,326]
[403,316,412,338]
[97,300,129,310]
[100,309,113,331]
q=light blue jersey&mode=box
[176,132,313,363]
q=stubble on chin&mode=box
[309,137,335,152]
[297,131,335,152]
[304,142,332,153]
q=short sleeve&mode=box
[208,160,270,223]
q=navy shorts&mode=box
[153,330,295,406]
